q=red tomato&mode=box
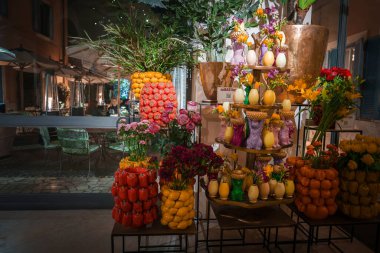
[153,94,162,100]
[133,201,142,213]
[112,206,118,220]
[158,89,165,95]
[146,87,153,95]
[149,100,157,107]
[153,88,159,94]
[121,200,132,212]
[132,212,143,228]
[120,170,128,185]
[143,199,152,211]
[111,184,118,197]
[151,205,158,220]
[158,107,164,113]
[144,210,154,225]
[126,173,138,188]
[169,113,176,120]
[151,196,158,205]
[168,94,176,100]
[122,213,132,227]
[118,187,127,201]
[114,197,121,208]
[148,94,154,100]
[140,113,148,119]
[162,94,168,101]
[164,88,170,94]
[153,112,161,120]
[127,188,137,203]
[139,173,148,187]
[148,113,153,119]
[148,170,157,183]
[151,107,157,113]
[114,171,120,184]
[157,100,164,107]
[158,82,165,89]
[150,83,157,89]
[139,188,148,202]
[143,106,151,113]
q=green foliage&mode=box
[163,0,261,61]
[78,7,193,74]
[298,0,317,10]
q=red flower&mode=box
[312,141,322,147]
[306,149,314,156]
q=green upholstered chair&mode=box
[57,128,100,176]
[39,127,60,166]
[106,131,129,157]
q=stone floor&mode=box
[0,208,375,253]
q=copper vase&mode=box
[198,62,231,101]
[284,25,329,85]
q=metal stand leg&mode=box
[307,226,314,253]
[293,225,297,253]
[296,105,302,156]
[185,234,188,253]
[275,227,279,248]
[315,226,319,244]
[328,226,333,245]
[111,235,114,253]
[137,235,141,252]
[220,229,223,253]
[375,224,380,253]
[206,200,210,249]
[195,176,200,253]
[179,235,182,251]
[350,225,354,243]
[122,235,125,253]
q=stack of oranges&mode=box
[131,72,172,99]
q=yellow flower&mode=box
[217,105,224,113]
[246,73,254,85]
[351,143,365,153]
[366,142,378,154]
[355,134,364,141]
[264,164,273,177]
[229,153,238,162]
[361,154,375,166]
[347,160,358,170]
[287,84,295,91]
[246,41,253,47]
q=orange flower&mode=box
[256,8,264,16]
[246,73,254,85]
[246,41,253,48]
[254,82,261,89]
[217,105,224,113]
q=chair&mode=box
[39,127,60,166]
[106,117,130,157]
[57,128,100,176]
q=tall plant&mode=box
[163,0,261,62]
[79,11,194,74]
[281,0,317,24]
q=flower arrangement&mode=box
[230,63,254,88]
[158,105,202,154]
[117,120,161,162]
[287,78,320,103]
[265,69,289,90]
[339,134,380,171]
[257,168,270,183]
[230,18,249,43]
[159,144,224,190]
[271,164,289,183]
[254,6,287,50]
[310,67,362,142]
[305,141,339,169]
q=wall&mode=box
[0,0,67,111]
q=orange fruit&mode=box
[139,83,145,89]
[150,77,158,83]
[158,78,165,82]
[132,83,138,89]
[139,72,146,78]
[154,72,163,78]
[143,77,150,83]
[146,72,153,78]
[136,78,142,83]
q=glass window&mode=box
[0,0,8,17]
[32,0,53,39]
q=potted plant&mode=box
[281,0,329,85]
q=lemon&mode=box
[162,188,170,197]
[162,213,174,222]
[168,222,178,229]
[174,201,184,209]
[160,218,169,226]
[176,207,188,217]
[168,190,181,201]
[161,205,169,213]
[173,215,182,223]
[179,191,190,202]
[164,199,175,208]
[177,221,188,229]
[169,207,178,215]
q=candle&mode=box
[282,99,291,112]
[223,102,230,112]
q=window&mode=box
[0,0,8,17]
[32,0,53,39]
[360,36,380,120]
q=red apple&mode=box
[133,201,143,213]
[126,173,138,188]
[143,199,152,211]
[118,187,128,201]
[138,173,148,188]
[139,188,148,202]
[144,210,154,225]
[127,188,137,203]
[122,212,132,227]
[132,212,143,228]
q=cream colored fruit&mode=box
[263,130,275,149]
[263,90,276,105]
[262,51,275,67]
[249,89,259,105]
[282,99,291,112]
